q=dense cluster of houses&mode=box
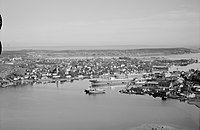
[0,56,198,88]
[119,68,200,102]
[0,55,200,107]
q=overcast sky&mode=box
[0,0,200,50]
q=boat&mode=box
[89,78,133,87]
[84,87,105,94]
[161,96,167,100]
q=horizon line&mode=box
[2,45,198,51]
[2,43,200,51]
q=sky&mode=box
[0,0,200,50]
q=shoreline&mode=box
[188,100,200,108]
[128,123,195,130]
[1,78,200,109]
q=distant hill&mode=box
[1,48,199,58]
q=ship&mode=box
[89,73,144,87]
[84,87,106,94]
[89,78,132,87]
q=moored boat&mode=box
[84,87,105,94]
[89,78,132,87]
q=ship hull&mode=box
[89,79,132,87]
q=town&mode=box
[0,50,200,108]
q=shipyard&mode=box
[0,49,200,130]
[0,49,200,109]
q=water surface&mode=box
[0,80,199,130]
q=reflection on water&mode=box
[0,80,199,130]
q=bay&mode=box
[0,80,199,130]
